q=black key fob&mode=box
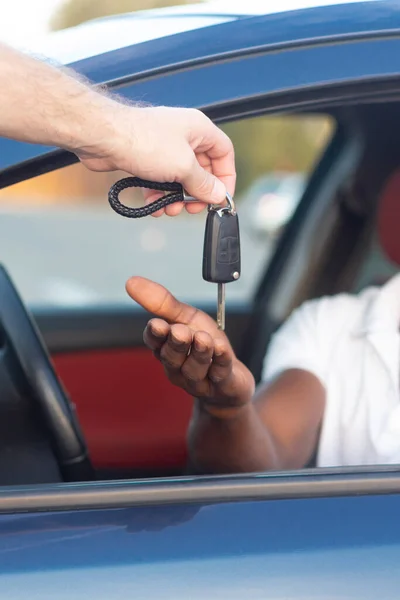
[202,207,241,284]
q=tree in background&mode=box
[51,0,195,31]
[221,116,331,199]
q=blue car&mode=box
[1,0,400,596]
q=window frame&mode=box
[2,464,400,514]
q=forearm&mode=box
[0,43,122,152]
[187,400,281,474]
[187,370,325,475]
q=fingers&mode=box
[144,322,214,391]
[159,324,193,371]
[208,338,233,386]
[149,199,205,217]
[143,318,223,380]
[143,185,205,217]
[198,131,236,199]
[144,318,235,395]
[99,106,235,215]
[127,277,195,323]
[142,189,165,218]
[209,157,236,201]
[182,158,227,205]
[143,314,251,407]
[126,277,219,335]
[180,331,213,384]
[210,338,254,402]
[184,201,207,214]
[180,132,235,205]
[143,190,184,218]
[165,202,185,217]
[183,154,213,214]
[144,321,196,378]
[143,318,170,352]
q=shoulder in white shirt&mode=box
[262,273,400,468]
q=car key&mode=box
[202,193,241,330]
[108,178,240,329]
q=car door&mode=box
[1,469,400,599]
[2,16,400,599]
[1,7,400,478]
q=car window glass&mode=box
[0,114,333,308]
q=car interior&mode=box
[1,97,400,486]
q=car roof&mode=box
[20,0,381,65]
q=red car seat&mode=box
[378,169,400,266]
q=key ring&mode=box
[207,192,236,216]
[108,176,184,218]
[108,176,235,218]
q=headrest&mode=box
[377,169,400,266]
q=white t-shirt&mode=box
[262,273,400,467]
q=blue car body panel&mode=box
[1,1,400,596]
[1,493,400,597]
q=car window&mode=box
[0,114,333,308]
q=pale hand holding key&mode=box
[0,44,236,216]
[126,277,254,416]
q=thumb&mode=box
[182,160,226,205]
[126,276,216,331]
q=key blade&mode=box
[217,283,226,331]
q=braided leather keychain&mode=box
[108,176,239,332]
[108,176,196,218]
